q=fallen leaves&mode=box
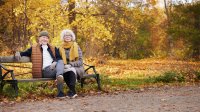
[96,59,200,80]
[1,59,199,103]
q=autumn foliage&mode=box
[0,0,199,60]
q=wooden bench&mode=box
[0,56,101,96]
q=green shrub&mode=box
[154,71,185,83]
[195,71,200,80]
[2,84,17,98]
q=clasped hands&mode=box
[64,64,71,69]
[64,64,72,73]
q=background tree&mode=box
[0,0,199,60]
[168,2,200,60]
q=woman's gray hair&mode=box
[60,29,76,41]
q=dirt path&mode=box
[1,85,200,112]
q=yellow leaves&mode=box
[69,0,75,2]
[96,59,200,81]
[147,0,158,6]
[75,15,112,41]
[13,5,23,16]
[29,36,37,44]
[119,18,136,32]
[16,96,22,102]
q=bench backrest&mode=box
[0,56,31,63]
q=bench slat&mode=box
[83,74,97,78]
[4,74,97,82]
[17,78,55,82]
[12,74,97,82]
[0,56,31,63]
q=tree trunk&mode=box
[68,0,77,35]
[164,0,173,56]
[192,45,200,60]
[23,0,28,47]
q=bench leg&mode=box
[80,78,85,88]
[96,74,101,91]
[11,80,19,96]
[0,81,4,93]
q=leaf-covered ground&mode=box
[0,59,200,104]
[95,59,200,82]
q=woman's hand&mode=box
[64,64,71,69]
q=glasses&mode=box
[64,35,72,37]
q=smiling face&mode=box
[38,36,49,45]
[63,32,72,42]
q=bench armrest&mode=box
[0,64,16,80]
[83,63,98,74]
[0,64,12,72]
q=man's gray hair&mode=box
[60,29,76,41]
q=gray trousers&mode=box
[42,60,64,94]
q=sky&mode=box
[60,0,195,8]
[157,0,193,8]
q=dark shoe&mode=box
[66,91,78,99]
[56,91,65,99]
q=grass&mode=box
[100,75,144,90]
[153,71,185,83]
[195,71,200,80]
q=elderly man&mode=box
[15,31,65,98]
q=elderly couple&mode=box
[15,29,84,99]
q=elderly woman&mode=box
[59,29,84,98]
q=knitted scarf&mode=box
[59,41,78,64]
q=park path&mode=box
[1,85,200,112]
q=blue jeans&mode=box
[42,60,64,94]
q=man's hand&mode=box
[64,64,71,69]
[54,79,57,85]
[14,52,21,61]
[50,61,57,70]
